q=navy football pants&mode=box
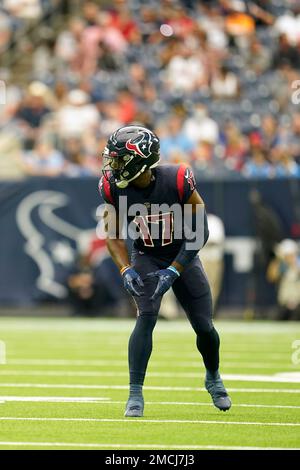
[128,249,219,386]
[131,249,213,331]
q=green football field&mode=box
[0,317,299,450]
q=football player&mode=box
[99,125,231,417]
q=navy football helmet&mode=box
[102,125,160,188]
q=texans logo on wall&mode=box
[14,190,111,299]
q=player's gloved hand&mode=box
[147,266,180,301]
[121,266,144,297]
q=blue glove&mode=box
[121,267,144,297]
[147,266,180,301]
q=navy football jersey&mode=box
[99,164,196,258]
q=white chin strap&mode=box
[115,160,160,188]
[116,179,129,189]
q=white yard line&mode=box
[1,396,299,409]
[5,359,295,369]
[0,383,299,393]
[5,352,291,359]
[0,396,109,403]
[0,441,297,450]
[1,371,300,383]
[8,359,127,366]
[74,351,290,360]
[93,401,300,410]
[222,373,300,383]
[0,370,124,377]
[0,417,299,427]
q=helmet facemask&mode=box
[102,147,136,188]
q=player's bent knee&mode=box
[191,317,213,334]
[135,314,158,331]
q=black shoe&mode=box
[124,395,144,417]
[205,374,232,411]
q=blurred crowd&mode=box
[0,0,61,50]
[1,0,300,179]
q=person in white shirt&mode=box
[56,89,100,138]
[183,104,219,145]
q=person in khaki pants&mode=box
[267,239,300,320]
[200,215,225,311]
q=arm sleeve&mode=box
[176,164,197,204]
[174,166,209,269]
[99,176,115,205]
[173,206,209,269]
